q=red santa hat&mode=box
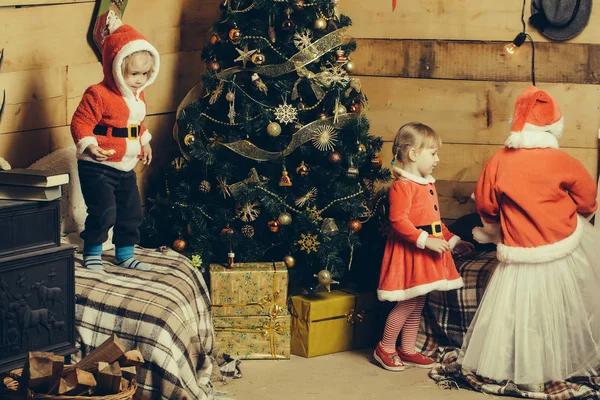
[505,85,564,149]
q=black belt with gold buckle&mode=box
[93,124,140,140]
[416,221,443,237]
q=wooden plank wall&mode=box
[340,0,600,220]
[0,0,218,201]
[1,0,598,218]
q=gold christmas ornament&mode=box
[173,238,187,252]
[228,27,241,43]
[314,17,327,31]
[184,133,196,147]
[283,254,296,268]
[318,112,329,120]
[267,121,282,137]
[347,164,360,178]
[321,218,339,236]
[345,60,356,73]
[198,180,212,193]
[251,51,266,65]
[357,143,367,153]
[328,151,342,164]
[348,218,362,233]
[278,212,293,226]
[268,220,280,233]
[241,224,255,238]
[226,91,235,102]
[295,160,309,176]
[293,0,305,10]
[279,167,292,187]
[314,269,339,292]
[335,103,347,115]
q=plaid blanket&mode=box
[416,250,497,356]
[430,348,600,399]
[74,247,223,400]
[417,250,600,399]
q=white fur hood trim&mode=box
[505,117,563,149]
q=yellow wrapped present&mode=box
[214,313,291,360]
[210,261,288,317]
[289,289,376,358]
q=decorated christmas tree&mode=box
[142,0,391,290]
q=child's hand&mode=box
[425,238,450,254]
[453,240,475,257]
[141,143,152,165]
[85,145,114,161]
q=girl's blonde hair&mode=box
[121,50,155,75]
[392,122,441,165]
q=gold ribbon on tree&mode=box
[173,28,348,160]
[220,113,358,161]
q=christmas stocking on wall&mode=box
[89,0,129,61]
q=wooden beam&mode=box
[352,39,600,85]
[360,76,600,148]
[379,142,598,181]
[341,0,600,44]
[0,0,213,73]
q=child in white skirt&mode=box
[460,85,600,386]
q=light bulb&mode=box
[504,43,519,55]
[504,32,527,56]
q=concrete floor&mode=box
[218,349,496,400]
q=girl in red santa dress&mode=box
[459,85,600,388]
[374,122,474,371]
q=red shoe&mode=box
[397,349,435,369]
[373,342,405,371]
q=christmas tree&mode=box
[142,0,391,290]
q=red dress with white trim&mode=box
[377,168,463,302]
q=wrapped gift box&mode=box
[210,261,290,359]
[289,289,376,358]
[213,314,291,360]
[210,261,288,317]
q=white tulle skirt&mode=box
[458,216,600,384]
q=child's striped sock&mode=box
[115,246,152,271]
[83,243,104,270]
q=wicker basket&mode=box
[26,380,137,400]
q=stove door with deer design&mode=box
[0,244,75,373]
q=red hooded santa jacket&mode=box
[70,24,160,172]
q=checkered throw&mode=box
[417,250,600,398]
[74,247,238,400]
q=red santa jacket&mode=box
[377,168,463,302]
[473,137,598,263]
[70,24,160,172]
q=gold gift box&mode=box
[289,289,376,358]
[213,314,291,360]
[210,261,290,359]
[210,261,288,317]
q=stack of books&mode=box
[0,169,69,201]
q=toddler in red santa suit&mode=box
[70,12,159,271]
[459,85,600,388]
[374,122,474,371]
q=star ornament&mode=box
[234,44,257,68]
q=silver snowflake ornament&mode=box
[274,102,298,124]
[293,30,313,50]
